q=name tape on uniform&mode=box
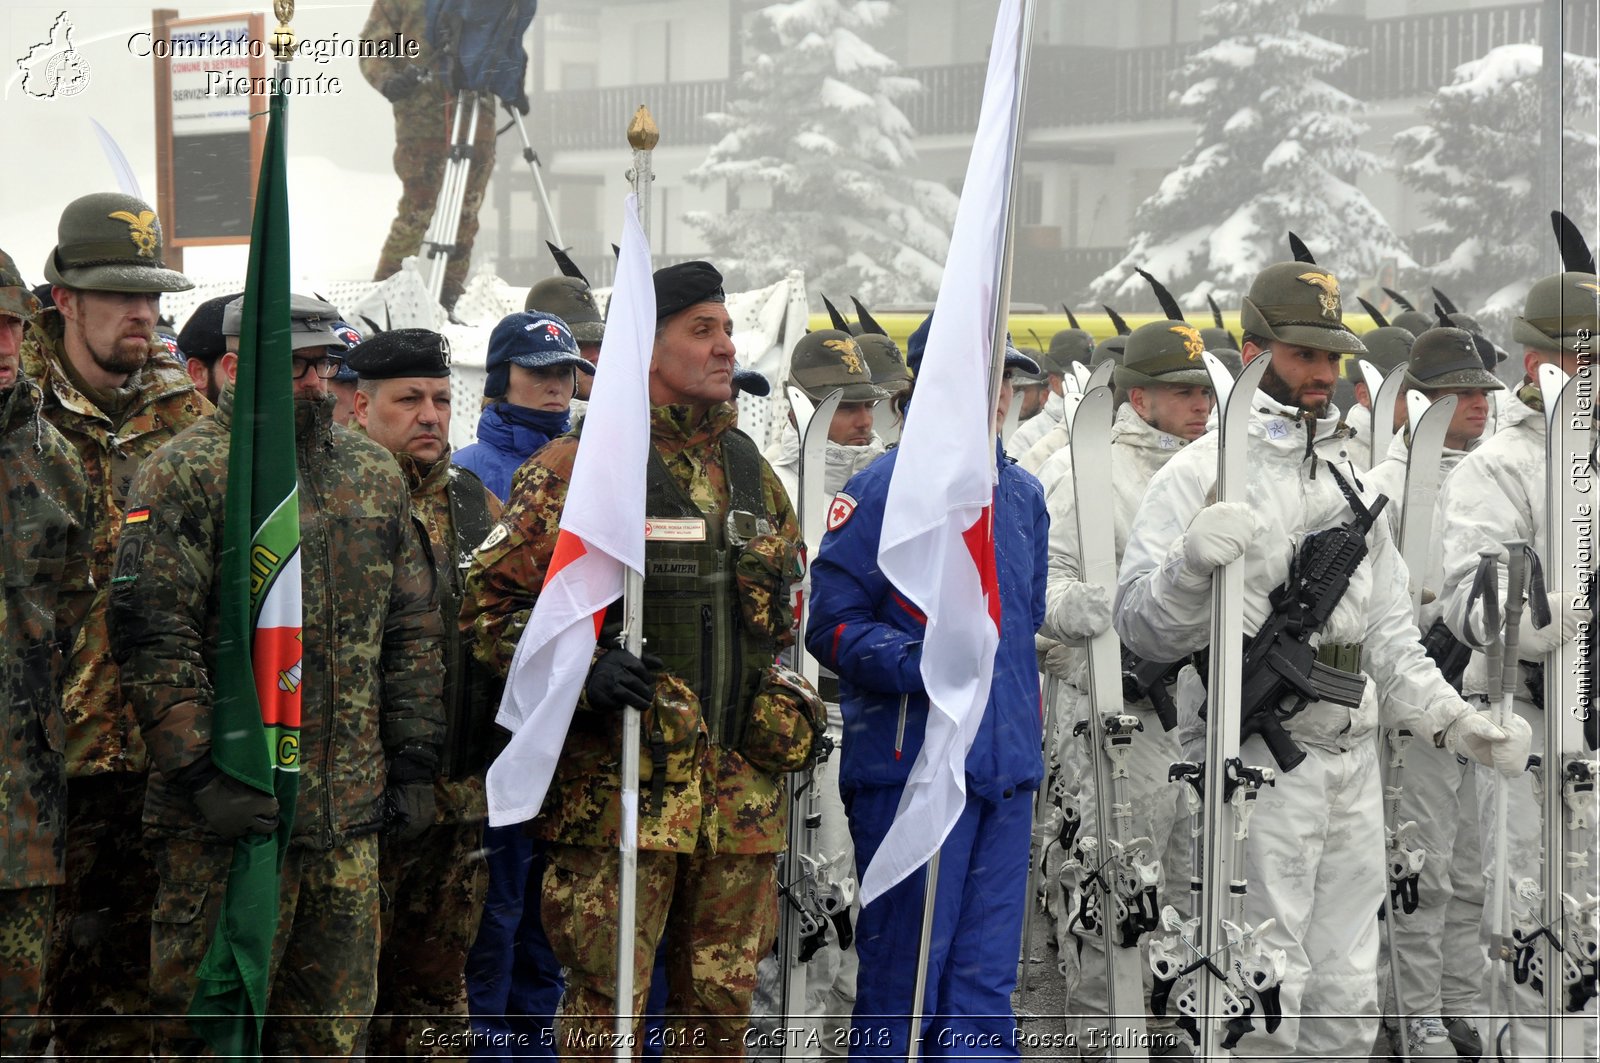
[644,518,706,542]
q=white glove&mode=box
[1441,708,1533,779]
[1181,501,1259,575]
[1514,590,1587,656]
[1045,580,1113,643]
[1035,634,1078,681]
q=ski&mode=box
[1370,361,1409,465]
[1068,384,1151,1060]
[1180,352,1282,1058]
[775,385,843,1062]
[1537,364,1598,1057]
[1396,391,1457,621]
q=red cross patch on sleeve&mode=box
[826,492,857,532]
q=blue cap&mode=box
[487,311,595,374]
[331,320,362,382]
[905,311,1040,376]
[733,367,770,397]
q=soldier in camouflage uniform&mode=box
[347,328,503,1059]
[0,249,95,1057]
[463,260,823,1058]
[361,0,497,310]
[107,297,447,1058]
[18,192,209,1060]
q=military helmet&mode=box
[1512,271,1600,354]
[1089,335,1127,368]
[855,333,910,395]
[1113,320,1214,390]
[43,192,192,293]
[0,247,42,320]
[1044,328,1094,373]
[1404,327,1505,392]
[788,329,889,404]
[525,276,604,344]
[1240,262,1366,355]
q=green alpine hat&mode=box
[1113,320,1214,389]
[42,192,192,294]
[1404,327,1505,391]
[1200,326,1238,353]
[1352,326,1415,382]
[855,333,910,395]
[788,329,889,404]
[1240,262,1366,355]
[0,247,41,320]
[525,275,605,344]
[1044,328,1094,373]
[1512,271,1600,354]
[1090,335,1127,368]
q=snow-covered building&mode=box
[488,0,1597,309]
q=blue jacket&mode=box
[455,403,569,502]
[805,446,1049,799]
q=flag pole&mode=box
[613,104,657,1060]
[906,4,1036,1061]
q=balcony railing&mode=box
[526,3,1596,151]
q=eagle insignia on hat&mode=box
[1297,271,1341,320]
[1170,324,1205,360]
[823,337,865,375]
[108,209,161,259]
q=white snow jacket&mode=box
[764,421,885,528]
[1115,393,1470,751]
[1006,390,1063,461]
[1436,385,1571,699]
[1343,401,1374,471]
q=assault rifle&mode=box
[1121,649,1183,732]
[1208,476,1388,773]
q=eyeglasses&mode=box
[291,354,345,380]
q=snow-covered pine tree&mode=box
[1394,44,1599,319]
[1091,0,1412,307]
[684,0,956,303]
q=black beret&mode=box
[653,260,725,322]
[345,328,452,380]
[177,292,242,365]
[733,366,770,397]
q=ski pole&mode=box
[1019,673,1062,995]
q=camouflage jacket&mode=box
[462,402,801,854]
[358,0,494,133]
[0,381,94,887]
[402,447,501,824]
[20,311,211,777]
[109,387,446,849]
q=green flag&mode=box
[188,87,304,1059]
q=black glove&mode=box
[380,65,430,103]
[384,751,438,842]
[585,646,663,713]
[183,763,279,839]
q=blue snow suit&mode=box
[456,402,570,502]
[459,401,569,1056]
[805,444,1048,1062]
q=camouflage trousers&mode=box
[150,832,381,1058]
[374,92,497,310]
[0,886,53,1056]
[371,817,489,1060]
[542,843,778,1061]
[42,771,158,1060]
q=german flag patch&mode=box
[125,507,151,525]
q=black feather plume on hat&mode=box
[1207,295,1226,329]
[821,294,851,333]
[1552,210,1597,274]
[1288,232,1316,264]
[1433,304,1453,327]
[1432,287,1460,315]
[851,297,889,337]
[1062,304,1081,330]
[1382,287,1416,312]
[1103,304,1131,336]
[545,241,589,284]
[1135,268,1184,322]
[1356,296,1389,329]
